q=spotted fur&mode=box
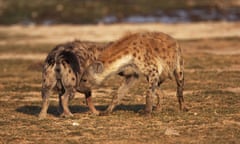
[82,32,187,116]
[39,40,106,119]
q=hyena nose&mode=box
[81,79,87,82]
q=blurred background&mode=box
[1,1,240,144]
[0,0,240,25]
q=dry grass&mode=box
[0,35,240,144]
[0,22,240,45]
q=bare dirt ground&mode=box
[0,22,240,45]
[0,22,240,144]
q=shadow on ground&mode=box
[16,104,145,117]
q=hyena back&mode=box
[82,32,186,115]
[39,41,105,119]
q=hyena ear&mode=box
[92,61,104,73]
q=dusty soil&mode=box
[0,22,239,144]
[0,22,239,45]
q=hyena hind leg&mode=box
[56,80,65,114]
[39,87,54,119]
[144,77,158,116]
[56,60,76,118]
[60,87,75,118]
[153,79,165,111]
[39,67,57,119]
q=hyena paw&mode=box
[60,112,74,118]
[92,110,100,115]
[38,112,47,120]
[153,105,162,112]
[181,106,189,112]
[99,111,111,116]
[138,109,152,118]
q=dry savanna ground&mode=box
[0,22,240,144]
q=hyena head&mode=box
[81,61,104,86]
[58,41,107,88]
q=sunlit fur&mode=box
[83,32,186,115]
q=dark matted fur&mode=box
[39,40,106,119]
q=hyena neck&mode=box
[92,54,133,84]
[90,35,137,84]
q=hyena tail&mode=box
[174,46,185,111]
[55,50,81,93]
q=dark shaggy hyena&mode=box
[38,40,106,119]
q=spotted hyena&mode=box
[38,40,106,119]
[81,32,187,116]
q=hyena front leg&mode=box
[76,85,100,115]
[100,74,139,115]
[39,66,56,119]
[85,91,100,115]
[57,82,65,114]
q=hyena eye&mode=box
[81,79,87,82]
